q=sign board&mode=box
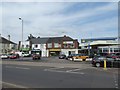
[63,41,73,44]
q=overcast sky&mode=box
[1,1,118,43]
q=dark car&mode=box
[32,53,41,60]
[66,54,77,60]
[92,56,120,68]
[59,54,66,59]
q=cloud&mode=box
[1,0,120,2]
[1,2,118,43]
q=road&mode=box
[1,57,119,89]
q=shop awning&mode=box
[49,49,61,51]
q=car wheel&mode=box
[96,63,100,67]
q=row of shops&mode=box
[1,34,119,57]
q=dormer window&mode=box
[35,44,38,48]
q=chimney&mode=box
[64,35,66,37]
[8,35,10,41]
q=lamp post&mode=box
[88,41,90,56]
[19,17,23,58]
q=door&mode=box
[69,51,71,55]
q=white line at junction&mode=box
[44,69,85,75]
[66,68,84,72]
[5,66,30,70]
[2,81,28,88]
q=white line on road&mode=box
[15,67,30,70]
[44,67,64,71]
[5,66,14,68]
[5,66,30,70]
[44,69,84,75]
[66,68,83,72]
[113,73,118,89]
[2,81,28,88]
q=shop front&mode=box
[49,49,61,56]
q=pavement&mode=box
[1,57,120,89]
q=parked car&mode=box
[92,56,120,68]
[32,53,41,60]
[59,54,66,59]
[0,54,9,59]
[23,53,31,57]
[66,54,77,60]
[9,54,19,59]
[106,54,120,60]
[72,53,89,61]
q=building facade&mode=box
[79,37,119,55]
[0,35,17,54]
[46,35,79,56]
[31,37,49,57]
[28,35,79,57]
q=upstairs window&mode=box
[54,43,60,48]
[103,48,108,53]
[48,43,52,48]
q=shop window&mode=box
[103,48,108,53]
[98,48,102,53]
[110,48,113,53]
[54,43,59,48]
[114,48,119,52]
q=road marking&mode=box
[5,66,14,68]
[44,69,84,75]
[5,66,30,70]
[2,81,28,88]
[113,73,118,89]
[66,68,84,72]
[15,67,30,70]
[44,67,64,71]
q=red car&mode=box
[9,54,19,59]
[32,53,41,60]
[107,54,120,60]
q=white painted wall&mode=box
[61,49,78,56]
[32,44,48,57]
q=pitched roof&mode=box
[0,37,17,44]
[31,38,49,44]
[47,36,74,43]
[30,36,75,44]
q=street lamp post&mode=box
[19,17,23,58]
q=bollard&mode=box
[104,60,107,70]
